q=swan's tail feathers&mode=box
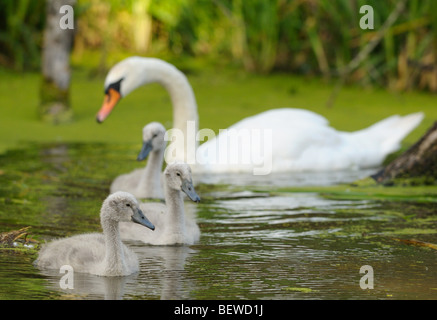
[357,112,424,155]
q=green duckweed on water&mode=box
[1,61,437,153]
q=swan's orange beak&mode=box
[96,88,121,123]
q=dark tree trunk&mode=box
[372,121,437,185]
[40,0,76,124]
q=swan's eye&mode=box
[176,172,181,177]
[126,203,131,207]
[152,134,158,138]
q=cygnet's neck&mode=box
[101,210,126,276]
[132,58,199,163]
[164,187,186,235]
[138,148,164,198]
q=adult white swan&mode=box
[96,57,424,174]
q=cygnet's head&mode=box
[137,122,166,161]
[164,162,200,203]
[101,191,155,230]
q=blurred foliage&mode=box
[1,0,437,91]
[0,0,45,71]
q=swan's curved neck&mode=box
[101,213,126,275]
[133,59,199,163]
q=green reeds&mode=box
[0,0,45,71]
[2,0,437,92]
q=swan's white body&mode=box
[110,122,165,199]
[196,108,424,173]
[120,162,200,245]
[97,57,424,174]
[35,192,155,277]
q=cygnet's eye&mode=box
[126,203,131,207]
[176,172,181,177]
[152,133,158,138]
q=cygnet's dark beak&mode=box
[137,141,153,161]
[131,208,155,230]
[181,180,200,203]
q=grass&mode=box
[0,56,436,154]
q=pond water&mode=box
[0,143,436,300]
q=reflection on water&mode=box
[37,245,195,300]
[0,143,436,300]
[38,268,133,300]
[194,168,377,187]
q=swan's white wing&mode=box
[196,108,423,172]
[196,108,342,172]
